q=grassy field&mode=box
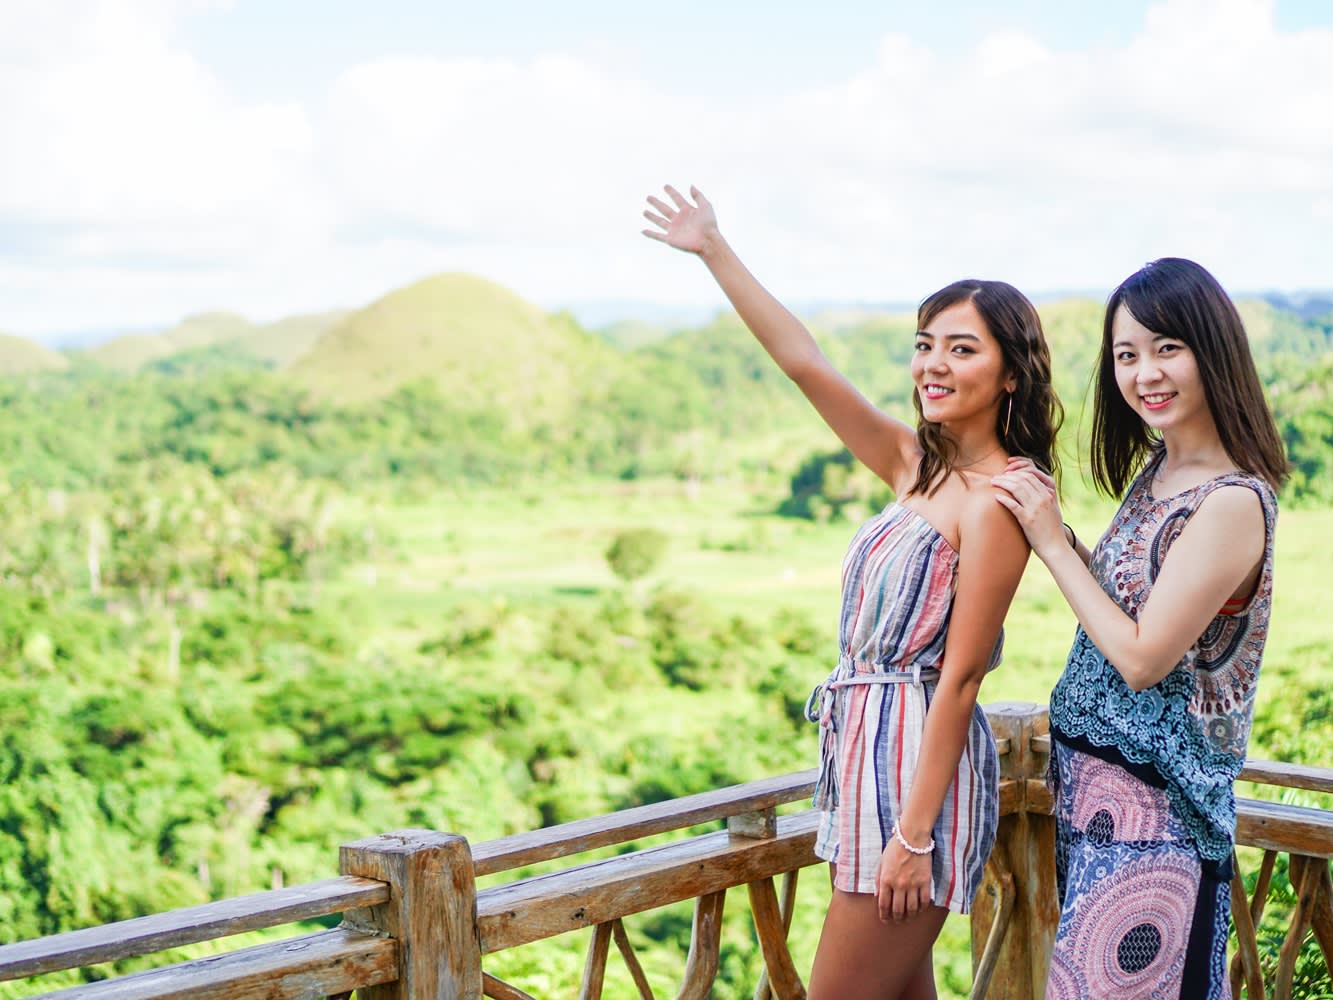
[361,475,1332,710]
[325,475,1333,999]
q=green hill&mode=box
[81,312,254,372]
[82,332,176,372]
[291,273,621,428]
[243,311,350,368]
[0,332,71,374]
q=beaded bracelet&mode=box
[893,825,935,855]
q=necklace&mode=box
[953,444,1003,470]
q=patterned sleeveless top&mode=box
[1048,450,1278,863]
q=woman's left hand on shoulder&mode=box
[876,839,933,922]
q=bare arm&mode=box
[994,470,1265,690]
[876,491,1030,920]
[643,185,917,489]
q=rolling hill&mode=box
[0,333,71,374]
[291,273,623,429]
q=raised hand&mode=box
[641,184,719,255]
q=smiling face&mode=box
[1110,303,1211,435]
[911,299,1013,430]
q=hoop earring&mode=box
[1003,393,1013,439]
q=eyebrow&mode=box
[915,330,983,343]
[1112,333,1176,349]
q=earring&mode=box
[1003,393,1013,438]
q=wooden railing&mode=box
[2,702,1330,999]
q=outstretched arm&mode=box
[876,493,1030,921]
[992,466,1265,691]
[643,184,917,490]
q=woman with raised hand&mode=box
[992,258,1287,999]
[643,184,1063,998]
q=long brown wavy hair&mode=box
[908,280,1064,498]
[1090,258,1288,496]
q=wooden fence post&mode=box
[340,828,482,1000]
[972,702,1060,1000]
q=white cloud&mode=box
[2,0,1332,337]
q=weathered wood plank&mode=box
[341,829,481,1000]
[578,922,613,1000]
[969,860,1015,1000]
[483,972,538,1000]
[34,929,395,1000]
[611,919,655,1000]
[0,878,388,982]
[1240,760,1333,795]
[1237,799,1333,858]
[1228,852,1265,1000]
[1024,744,1333,798]
[754,870,799,1000]
[477,812,820,953]
[747,878,805,1000]
[1311,862,1333,976]
[728,808,777,840]
[971,703,1057,1000]
[472,771,817,877]
[676,892,725,1000]
[1275,856,1319,1000]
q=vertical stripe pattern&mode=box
[807,504,1002,914]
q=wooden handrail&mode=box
[4,704,1332,1000]
[1028,732,1333,797]
[36,928,397,1000]
[477,812,820,953]
[0,876,389,981]
[472,768,817,877]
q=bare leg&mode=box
[808,888,947,1000]
[901,950,938,1000]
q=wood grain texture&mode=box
[1275,856,1318,1000]
[1239,760,1333,795]
[0,878,388,982]
[728,808,777,840]
[341,829,481,1000]
[746,878,805,1000]
[477,812,820,954]
[578,922,613,1000]
[675,891,724,1000]
[611,918,655,1000]
[482,971,538,1000]
[1236,799,1333,857]
[970,703,1056,1000]
[35,929,395,1000]
[753,870,798,1000]
[1311,863,1333,978]
[472,771,817,877]
[969,860,1015,1000]
[1227,851,1265,1000]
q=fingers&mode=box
[690,185,710,208]
[646,195,675,219]
[1004,457,1056,488]
[641,229,668,243]
[664,184,690,210]
[643,208,670,230]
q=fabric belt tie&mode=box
[804,657,941,810]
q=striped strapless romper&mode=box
[805,503,1002,914]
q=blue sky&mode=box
[2,0,1332,339]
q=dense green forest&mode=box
[3,273,1333,996]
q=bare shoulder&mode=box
[1193,482,1266,533]
[959,481,1029,555]
[1188,482,1266,554]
